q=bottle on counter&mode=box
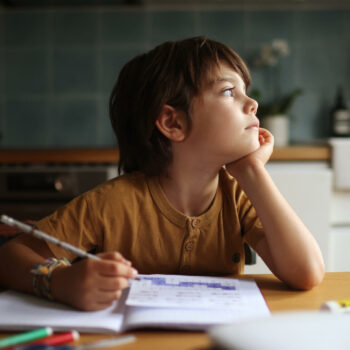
[330,86,350,137]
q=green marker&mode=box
[0,327,53,349]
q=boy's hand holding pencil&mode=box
[51,251,138,311]
[0,215,138,311]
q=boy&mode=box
[0,36,324,311]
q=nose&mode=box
[244,96,258,115]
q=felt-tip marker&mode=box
[321,299,350,313]
[0,328,53,349]
[5,331,79,350]
[30,331,79,347]
[13,335,136,350]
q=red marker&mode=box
[22,331,79,347]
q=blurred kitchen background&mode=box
[0,0,349,147]
[0,0,350,273]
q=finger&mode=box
[97,251,132,265]
[258,127,270,137]
[98,276,130,292]
[95,291,123,308]
[95,289,124,303]
[259,128,274,145]
[96,260,138,279]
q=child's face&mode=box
[185,63,260,167]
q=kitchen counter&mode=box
[0,148,120,164]
[270,145,330,161]
[0,145,330,164]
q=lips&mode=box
[245,122,260,130]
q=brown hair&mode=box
[109,36,251,176]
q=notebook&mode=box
[0,274,270,333]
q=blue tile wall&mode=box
[53,11,98,45]
[5,97,48,147]
[149,11,196,45]
[0,7,349,148]
[199,10,244,49]
[5,48,48,94]
[49,98,99,147]
[53,48,97,94]
[4,11,47,46]
[100,47,144,93]
[100,10,147,45]
[96,94,117,147]
[244,11,294,45]
[0,48,4,95]
[0,13,4,147]
[0,12,4,47]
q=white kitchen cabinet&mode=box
[245,161,332,274]
[329,191,350,271]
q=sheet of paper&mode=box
[124,275,270,330]
[127,274,264,310]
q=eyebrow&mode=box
[215,77,236,84]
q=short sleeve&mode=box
[236,188,265,251]
[36,194,101,262]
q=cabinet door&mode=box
[245,162,332,274]
[330,192,350,271]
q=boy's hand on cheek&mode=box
[51,251,138,311]
[226,128,274,179]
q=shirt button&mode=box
[232,253,241,263]
[192,218,200,228]
[185,241,194,251]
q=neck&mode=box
[159,159,220,217]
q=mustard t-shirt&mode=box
[36,168,265,275]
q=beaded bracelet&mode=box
[31,257,71,300]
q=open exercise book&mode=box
[0,274,270,333]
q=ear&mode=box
[155,105,187,142]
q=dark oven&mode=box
[0,164,118,220]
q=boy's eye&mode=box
[223,88,235,97]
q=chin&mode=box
[232,142,259,160]
[224,138,260,163]
[247,138,260,153]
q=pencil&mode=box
[0,215,100,261]
[0,328,53,349]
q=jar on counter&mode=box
[330,87,350,137]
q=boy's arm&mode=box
[0,235,138,311]
[0,235,52,292]
[226,128,325,290]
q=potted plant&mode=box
[250,88,302,147]
[250,39,302,147]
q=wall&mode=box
[0,6,349,148]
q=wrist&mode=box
[227,161,265,184]
[50,264,71,303]
[31,257,71,301]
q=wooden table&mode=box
[1,272,349,350]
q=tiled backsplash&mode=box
[0,7,349,148]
